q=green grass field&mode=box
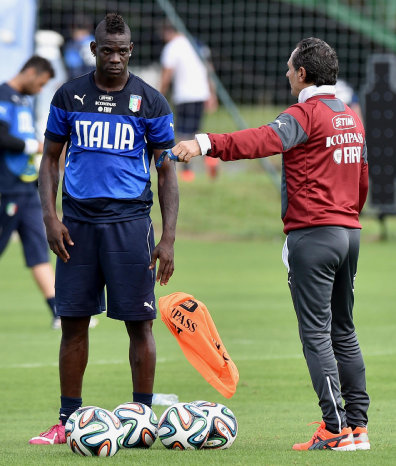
[1,103,396,464]
[1,170,396,465]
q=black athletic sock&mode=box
[46,297,57,318]
[59,395,82,425]
[133,392,153,408]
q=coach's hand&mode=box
[149,238,174,286]
[44,217,74,263]
[172,139,202,163]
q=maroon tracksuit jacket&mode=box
[207,94,368,234]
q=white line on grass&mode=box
[0,357,169,369]
[1,349,394,369]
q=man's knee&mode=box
[61,316,91,341]
[125,319,154,340]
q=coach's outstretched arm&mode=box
[38,139,74,263]
[173,123,285,163]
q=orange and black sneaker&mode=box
[292,421,356,451]
[352,426,370,450]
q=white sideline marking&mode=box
[1,357,169,369]
[1,349,394,369]
[2,355,301,369]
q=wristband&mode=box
[195,133,211,156]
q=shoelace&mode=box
[307,421,326,440]
[307,421,323,427]
[39,424,58,436]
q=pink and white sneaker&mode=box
[29,422,66,445]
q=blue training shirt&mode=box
[0,83,38,194]
[45,71,175,222]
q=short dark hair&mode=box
[292,37,338,86]
[95,13,131,42]
[20,55,55,78]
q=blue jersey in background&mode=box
[0,82,38,194]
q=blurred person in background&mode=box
[35,30,68,144]
[29,13,178,445]
[172,37,370,452]
[0,0,37,82]
[159,21,218,181]
[0,56,61,328]
[63,14,96,80]
[335,78,363,121]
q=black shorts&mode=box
[175,101,205,137]
[0,192,49,267]
[55,216,156,321]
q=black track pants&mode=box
[283,226,370,432]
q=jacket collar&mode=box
[298,85,336,103]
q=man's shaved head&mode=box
[95,13,131,43]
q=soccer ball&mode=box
[113,402,158,448]
[66,406,124,457]
[191,401,238,449]
[65,406,96,444]
[158,402,210,450]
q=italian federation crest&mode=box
[129,94,142,112]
